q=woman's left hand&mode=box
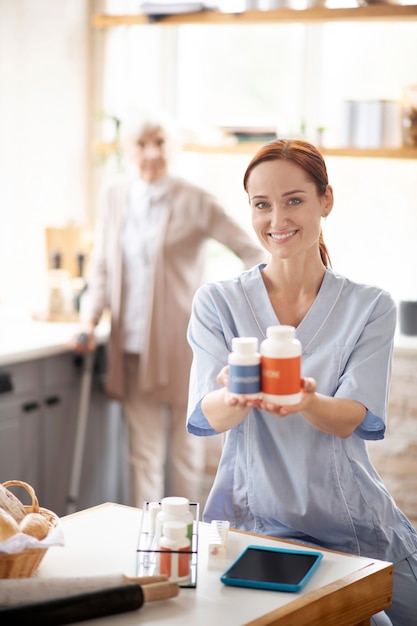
[258,377,317,416]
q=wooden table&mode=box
[38,503,393,626]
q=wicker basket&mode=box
[0,479,59,578]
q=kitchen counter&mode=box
[0,310,416,366]
[0,312,110,366]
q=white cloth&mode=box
[121,176,170,353]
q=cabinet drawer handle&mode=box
[22,401,40,412]
[0,371,13,394]
[44,395,61,406]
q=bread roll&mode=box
[19,512,50,540]
[0,483,26,522]
[0,508,19,542]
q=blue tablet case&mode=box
[220,544,323,593]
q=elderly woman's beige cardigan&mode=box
[82,175,266,404]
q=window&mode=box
[98,16,417,300]
[176,24,307,133]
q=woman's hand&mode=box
[257,377,317,416]
[216,365,263,409]
[70,327,97,354]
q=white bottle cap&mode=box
[266,325,295,340]
[160,496,190,516]
[231,337,259,353]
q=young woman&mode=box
[187,139,417,625]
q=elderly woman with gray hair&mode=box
[73,109,266,507]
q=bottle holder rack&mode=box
[136,500,200,588]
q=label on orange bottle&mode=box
[261,356,301,395]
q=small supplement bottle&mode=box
[228,337,261,398]
[260,325,302,405]
[155,496,194,543]
[159,520,191,583]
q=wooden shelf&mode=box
[182,142,417,159]
[95,140,417,160]
[320,146,417,159]
[91,7,417,164]
[92,5,417,29]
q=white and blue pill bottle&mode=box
[228,337,261,398]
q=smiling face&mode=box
[129,126,169,182]
[247,159,333,264]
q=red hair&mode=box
[243,139,331,267]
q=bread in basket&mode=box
[0,479,60,578]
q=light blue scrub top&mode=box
[187,266,417,562]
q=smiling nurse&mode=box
[186,139,417,625]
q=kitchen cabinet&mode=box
[0,349,129,517]
[92,4,417,161]
[41,353,82,515]
[0,355,80,512]
[0,361,43,494]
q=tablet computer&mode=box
[220,544,323,593]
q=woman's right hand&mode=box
[217,366,262,409]
[202,366,256,432]
[71,327,96,354]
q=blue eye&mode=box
[255,201,269,209]
[288,198,301,206]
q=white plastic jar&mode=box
[159,520,191,583]
[260,325,302,405]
